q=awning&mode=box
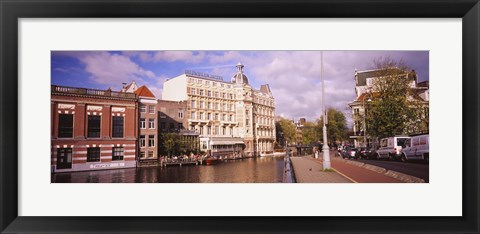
[210,140,245,145]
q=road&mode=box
[353,158,429,182]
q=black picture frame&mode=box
[1,0,478,233]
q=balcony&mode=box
[52,85,137,100]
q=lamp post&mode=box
[362,93,372,147]
[321,51,331,169]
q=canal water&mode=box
[52,156,285,183]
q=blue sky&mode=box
[51,51,429,123]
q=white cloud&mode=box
[76,52,158,89]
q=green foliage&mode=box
[317,108,348,145]
[365,57,429,138]
[161,132,180,157]
[301,121,318,145]
[275,117,297,145]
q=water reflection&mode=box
[52,157,285,183]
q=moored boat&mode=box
[205,157,220,165]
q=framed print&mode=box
[1,0,479,233]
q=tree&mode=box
[365,57,428,139]
[301,121,318,145]
[275,117,297,146]
[317,108,348,145]
[161,132,180,157]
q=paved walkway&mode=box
[290,157,352,183]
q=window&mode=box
[140,151,146,158]
[230,127,233,136]
[216,103,220,110]
[112,147,124,161]
[140,104,146,113]
[215,92,219,98]
[140,118,146,129]
[229,94,233,99]
[87,147,100,162]
[222,93,226,99]
[215,126,219,135]
[191,111,196,119]
[178,109,184,119]
[208,102,212,110]
[112,116,124,138]
[87,115,101,138]
[199,112,204,120]
[140,135,146,147]
[148,151,154,158]
[148,118,155,129]
[207,126,211,134]
[208,91,212,97]
[207,113,212,120]
[213,82,216,86]
[222,127,226,135]
[200,101,204,109]
[148,135,155,147]
[191,100,196,108]
[205,81,210,86]
[178,123,183,129]
[230,104,234,111]
[223,103,227,111]
[149,105,155,114]
[222,114,226,121]
[199,89,204,96]
[58,114,73,138]
[56,148,72,169]
[230,115,233,121]
[221,83,224,88]
[246,118,250,127]
[197,79,202,84]
[191,88,196,95]
[215,113,219,121]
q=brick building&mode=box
[157,100,200,156]
[51,85,138,172]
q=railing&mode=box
[52,85,137,99]
[283,151,296,183]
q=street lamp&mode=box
[321,51,331,169]
[362,93,372,147]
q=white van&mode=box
[401,134,429,162]
[375,136,410,160]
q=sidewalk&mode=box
[290,157,352,183]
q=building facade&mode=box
[134,85,159,161]
[348,69,429,147]
[51,85,138,172]
[157,100,200,156]
[162,63,276,157]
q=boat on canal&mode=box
[204,156,221,165]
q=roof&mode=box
[260,84,272,94]
[356,68,416,86]
[134,85,156,98]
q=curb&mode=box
[339,159,425,183]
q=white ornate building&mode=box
[163,63,276,157]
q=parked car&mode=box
[400,134,429,162]
[356,147,375,159]
[375,136,410,160]
[342,147,359,159]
